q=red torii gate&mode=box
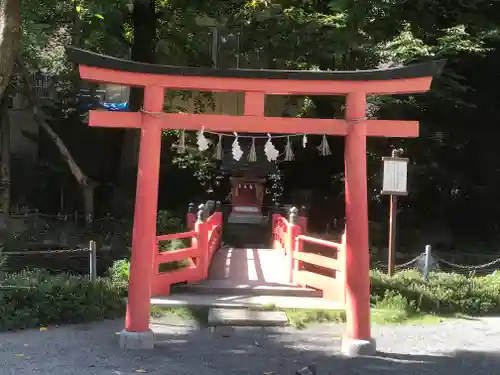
[67,47,444,354]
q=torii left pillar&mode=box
[119,86,164,349]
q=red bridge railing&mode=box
[151,203,223,296]
[271,207,345,302]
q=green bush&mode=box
[108,259,130,284]
[371,269,500,316]
[0,270,126,331]
[157,210,184,234]
[107,210,189,282]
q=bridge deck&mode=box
[208,247,290,284]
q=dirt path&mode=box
[0,317,499,375]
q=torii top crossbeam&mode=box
[67,47,444,137]
[66,46,444,352]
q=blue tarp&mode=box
[102,102,129,111]
[79,101,129,111]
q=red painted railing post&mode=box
[287,207,301,284]
[271,213,279,250]
[341,231,347,304]
[194,204,209,279]
[293,234,303,285]
[298,205,308,233]
[186,202,196,230]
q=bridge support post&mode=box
[287,207,301,283]
[194,204,209,279]
[298,205,308,233]
[186,202,196,230]
[342,92,376,356]
[120,86,163,350]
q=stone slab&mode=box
[151,293,344,310]
[208,308,288,326]
[341,336,377,357]
[118,329,155,350]
[174,279,322,298]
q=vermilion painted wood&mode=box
[296,235,342,249]
[287,223,301,283]
[289,227,345,300]
[194,221,208,280]
[151,266,198,296]
[155,247,198,265]
[344,92,371,340]
[272,214,289,254]
[295,270,344,301]
[205,212,223,273]
[245,92,265,115]
[298,216,308,233]
[293,251,339,270]
[79,65,435,95]
[152,215,222,297]
[156,231,197,241]
[186,213,196,230]
[88,111,420,138]
[124,86,163,333]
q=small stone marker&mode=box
[208,308,288,327]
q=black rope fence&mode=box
[374,249,500,277]
[0,241,99,285]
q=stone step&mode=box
[223,222,269,247]
[151,293,344,310]
[173,279,322,298]
[227,213,268,224]
[207,307,288,327]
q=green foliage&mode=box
[107,258,129,284]
[17,0,500,245]
[157,209,184,235]
[0,270,126,331]
[371,269,500,316]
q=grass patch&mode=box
[149,305,469,330]
[285,308,345,329]
[150,306,209,325]
[282,307,471,328]
[370,309,474,325]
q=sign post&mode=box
[381,149,408,276]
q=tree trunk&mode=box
[0,0,21,100]
[81,182,97,229]
[113,0,157,216]
[0,0,20,218]
[0,95,11,214]
[17,56,96,227]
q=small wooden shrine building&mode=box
[219,135,276,225]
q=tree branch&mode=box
[16,55,94,188]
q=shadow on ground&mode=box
[0,318,498,375]
[151,324,498,375]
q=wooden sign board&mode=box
[381,157,409,196]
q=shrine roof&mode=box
[67,47,445,82]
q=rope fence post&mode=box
[0,245,4,282]
[89,240,97,282]
[423,245,432,281]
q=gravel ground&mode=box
[0,317,499,375]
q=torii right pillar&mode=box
[342,92,375,355]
